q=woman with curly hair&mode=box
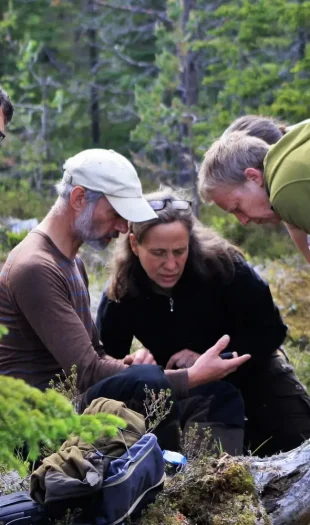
[97,188,310,456]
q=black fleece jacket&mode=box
[96,258,287,385]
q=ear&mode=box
[244,168,264,187]
[129,233,139,256]
[70,186,87,211]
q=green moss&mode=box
[139,455,270,525]
[215,460,255,493]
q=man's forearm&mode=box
[285,223,310,263]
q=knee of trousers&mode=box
[208,381,245,428]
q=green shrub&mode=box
[0,376,124,475]
[0,325,8,338]
[0,180,53,220]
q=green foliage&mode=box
[5,230,28,249]
[1,0,310,262]
[131,0,310,193]
[288,343,310,392]
[0,325,8,338]
[0,0,165,190]
[0,376,124,475]
[0,180,53,220]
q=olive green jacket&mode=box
[30,398,145,504]
[264,122,310,233]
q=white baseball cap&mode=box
[62,149,157,222]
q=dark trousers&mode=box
[84,365,179,451]
[232,350,310,456]
[83,365,245,456]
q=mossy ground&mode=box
[258,256,310,389]
[261,257,310,344]
[139,455,270,525]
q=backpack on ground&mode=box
[0,433,164,525]
[0,491,49,525]
[73,432,165,525]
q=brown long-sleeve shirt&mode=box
[0,230,187,397]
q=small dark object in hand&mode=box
[220,352,234,360]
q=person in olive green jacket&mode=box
[198,120,310,263]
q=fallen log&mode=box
[250,439,310,525]
[139,439,310,525]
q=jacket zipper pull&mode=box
[169,297,174,312]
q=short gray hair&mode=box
[223,115,286,145]
[198,131,270,202]
[55,179,103,203]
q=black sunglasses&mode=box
[148,198,192,211]
[0,131,5,143]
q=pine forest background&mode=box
[1,0,310,386]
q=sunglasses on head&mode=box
[0,131,5,143]
[148,198,192,211]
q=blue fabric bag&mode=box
[0,491,49,525]
[74,432,165,525]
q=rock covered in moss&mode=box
[139,454,270,525]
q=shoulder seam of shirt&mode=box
[272,178,310,202]
[5,242,25,303]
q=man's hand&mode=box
[187,335,251,389]
[123,348,157,366]
[166,349,200,370]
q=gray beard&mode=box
[74,202,110,251]
[84,238,111,251]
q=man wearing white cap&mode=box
[0,149,161,392]
[0,149,248,453]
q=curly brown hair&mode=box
[107,188,243,301]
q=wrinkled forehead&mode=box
[143,221,190,244]
[209,185,242,211]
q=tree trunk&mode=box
[177,0,199,214]
[87,0,100,146]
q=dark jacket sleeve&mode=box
[222,259,287,369]
[96,282,134,359]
